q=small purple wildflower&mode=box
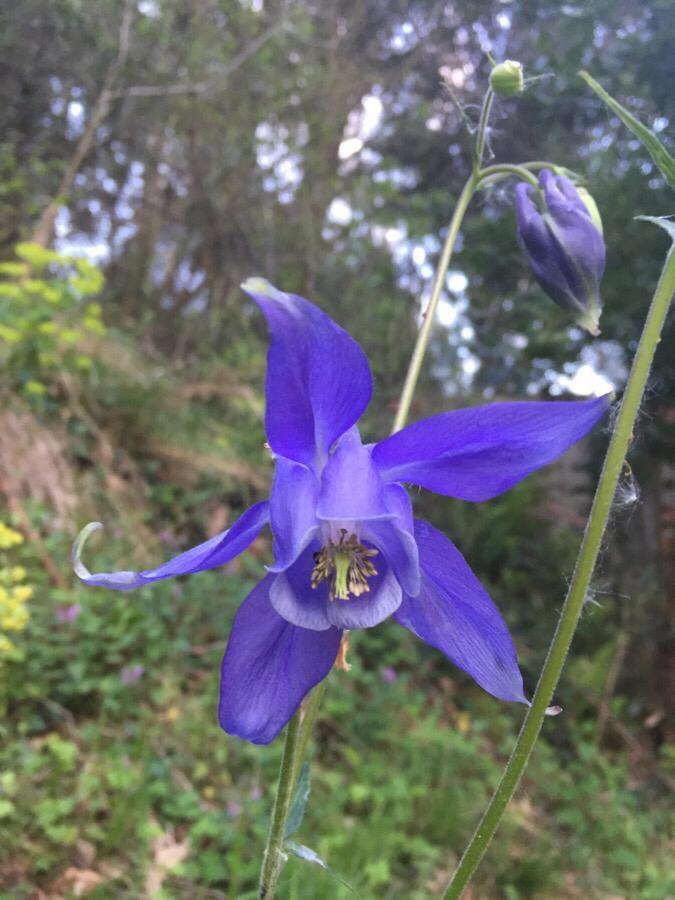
[55,603,81,624]
[515,169,605,335]
[227,801,242,818]
[381,666,397,684]
[120,663,145,685]
[73,279,610,745]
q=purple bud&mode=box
[120,664,145,685]
[226,801,242,818]
[55,603,81,624]
[515,169,605,335]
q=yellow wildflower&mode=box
[0,524,23,550]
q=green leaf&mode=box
[579,71,675,190]
[285,841,359,895]
[636,216,675,243]
[284,762,311,838]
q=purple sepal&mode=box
[218,575,341,744]
[268,457,320,572]
[242,279,373,469]
[372,395,610,501]
[394,519,527,704]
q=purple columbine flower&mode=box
[515,169,605,335]
[73,279,610,745]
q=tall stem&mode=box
[391,174,477,433]
[444,243,675,899]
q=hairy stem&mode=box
[444,243,675,899]
[258,681,327,898]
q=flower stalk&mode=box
[391,173,478,433]
[444,240,675,899]
[258,681,327,898]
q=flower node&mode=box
[311,529,378,601]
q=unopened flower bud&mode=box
[490,60,524,97]
[515,169,606,335]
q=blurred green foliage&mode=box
[0,243,104,403]
[0,524,672,898]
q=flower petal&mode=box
[73,501,269,591]
[325,563,402,629]
[242,279,373,469]
[394,520,527,703]
[268,457,320,572]
[316,431,391,522]
[270,545,333,631]
[219,575,341,744]
[372,395,610,501]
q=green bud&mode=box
[575,186,604,234]
[489,60,524,97]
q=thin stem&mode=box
[518,160,557,171]
[474,87,494,168]
[392,86,499,434]
[478,163,540,189]
[258,682,326,899]
[444,243,675,899]
[293,680,327,783]
[391,174,478,433]
[259,714,301,899]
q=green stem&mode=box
[474,88,494,168]
[444,243,675,899]
[393,87,502,434]
[293,680,327,783]
[519,160,557,171]
[258,681,327,899]
[391,173,478,433]
[478,163,540,189]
